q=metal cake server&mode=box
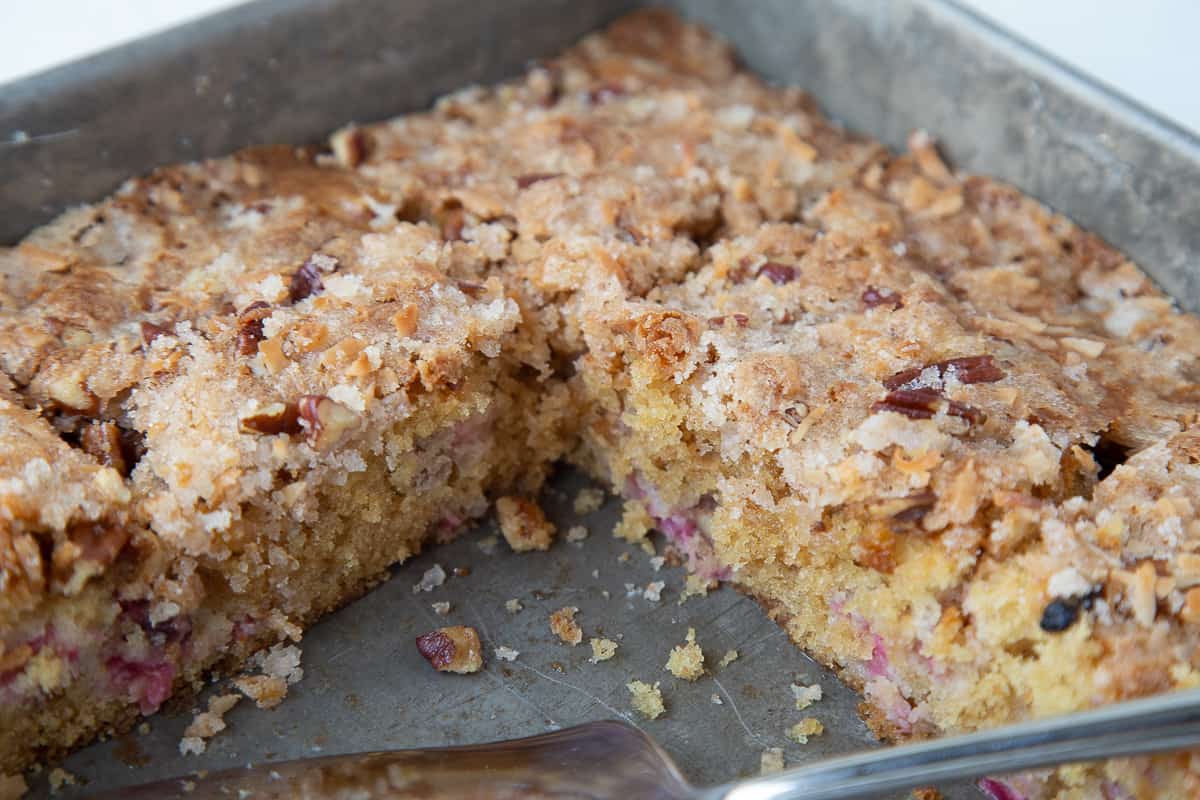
[99,687,1200,799]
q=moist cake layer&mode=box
[2,9,1199,798]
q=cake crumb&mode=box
[760,748,785,774]
[0,773,26,800]
[566,525,589,543]
[589,637,619,662]
[711,693,723,705]
[573,487,606,515]
[643,581,665,602]
[627,680,666,719]
[550,606,583,645]
[614,499,653,542]
[476,535,499,555]
[679,574,714,604]
[496,495,556,551]
[431,601,451,616]
[234,674,289,709]
[618,552,632,563]
[413,564,447,593]
[791,682,823,710]
[494,646,520,662]
[180,693,241,755]
[718,649,739,669]
[665,627,705,680]
[138,722,151,735]
[787,718,824,744]
[254,643,304,686]
[504,598,523,614]
[47,768,75,793]
[416,626,483,673]
[649,555,666,571]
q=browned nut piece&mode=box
[51,519,131,594]
[45,370,100,416]
[297,395,358,450]
[495,496,556,552]
[140,321,171,346]
[79,421,128,475]
[330,127,368,168]
[237,301,273,356]
[240,402,302,436]
[415,626,483,673]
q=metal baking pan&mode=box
[4,1,1199,797]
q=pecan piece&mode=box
[515,172,561,189]
[236,301,273,356]
[52,519,131,594]
[587,83,625,104]
[79,421,128,475]
[871,388,985,425]
[289,253,339,303]
[329,126,369,168]
[297,394,358,450]
[708,313,749,329]
[240,402,302,436]
[868,492,937,524]
[757,261,797,285]
[871,387,941,419]
[140,321,170,346]
[884,355,1004,390]
[415,626,483,673]
[455,280,486,298]
[861,286,902,310]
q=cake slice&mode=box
[0,146,572,771]
[570,141,1200,797]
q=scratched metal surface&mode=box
[33,468,978,799]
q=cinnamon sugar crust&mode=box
[3,9,1200,797]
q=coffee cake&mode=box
[3,10,1199,798]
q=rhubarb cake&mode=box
[3,9,1200,799]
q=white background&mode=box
[2,1,1198,136]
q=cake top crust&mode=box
[2,6,1199,671]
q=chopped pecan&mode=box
[329,126,368,168]
[236,301,273,356]
[869,492,937,524]
[871,387,940,419]
[240,402,302,436]
[289,253,339,303]
[587,83,625,104]
[415,626,483,673]
[757,261,797,285]
[708,313,749,328]
[515,172,561,190]
[52,519,131,593]
[780,405,808,428]
[140,321,170,346]
[455,280,486,298]
[870,387,985,425]
[79,421,128,475]
[884,355,1004,390]
[297,395,358,450]
[861,286,902,310]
